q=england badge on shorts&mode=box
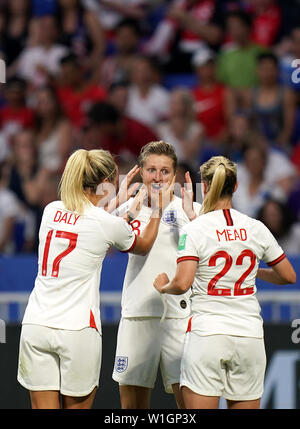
[115,356,128,373]
[162,209,177,225]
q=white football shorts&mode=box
[180,331,266,401]
[17,324,102,397]
[112,316,190,393]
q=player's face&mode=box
[141,154,175,196]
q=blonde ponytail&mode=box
[59,149,117,214]
[200,156,237,214]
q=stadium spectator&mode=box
[232,139,297,217]
[10,14,69,89]
[125,55,170,127]
[258,198,300,255]
[0,160,20,254]
[144,0,223,72]
[216,10,267,90]
[34,85,73,175]
[242,52,296,148]
[57,0,105,74]
[249,0,282,47]
[222,111,256,162]
[191,47,228,143]
[82,0,149,46]
[0,0,32,67]
[155,87,203,171]
[153,155,296,409]
[81,101,158,162]
[56,53,107,129]
[8,129,50,249]
[96,18,142,89]
[0,77,35,144]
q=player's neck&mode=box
[214,198,232,211]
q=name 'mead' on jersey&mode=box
[177,208,285,338]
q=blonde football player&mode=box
[112,141,201,409]
[154,155,296,409]
[17,148,172,409]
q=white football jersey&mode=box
[177,208,285,338]
[117,196,201,318]
[22,201,136,332]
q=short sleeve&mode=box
[176,225,199,264]
[260,222,286,266]
[110,217,137,253]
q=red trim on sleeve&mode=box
[223,209,233,226]
[267,253,286,267]
[186,316,193,333]
[120,234,137,253]
[177,256,199,264]
[90,310,97,330]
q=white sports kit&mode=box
[177,208,285,400]
[18,201,136,396]
[113,196,201,392]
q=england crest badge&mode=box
[162,209,177,225]
[115,356,128,373]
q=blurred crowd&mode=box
[0,0,300,256]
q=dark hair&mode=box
[226,10,253,28]
[257,52,278,66]
[116,18,141,36]
[60,52,80,67]
[87,102,120,125]
[6,76,27,91]
[257,198,297,238]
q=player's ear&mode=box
[233,180,238,193]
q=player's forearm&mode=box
[161,278,189,295]
[132,212,161,255]
[257,268,293,285]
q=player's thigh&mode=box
[160,317,189,394]
[223,336,266,403]
[113,317,161,389]
[62,387,98,409]
[57,327,102,398]
[119,385,152,409]
[180,333,226,397]
[17,324,60,392]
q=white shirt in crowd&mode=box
[0,187,19,253]
[177,208,285,338]
[22,201,136,332]
[126,85,170,128]
[116,195,201,319]
[16,45,69,87]
[233,149,297,217]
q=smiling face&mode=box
[140,154,176,200]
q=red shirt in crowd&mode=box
[0,105,35,130]
[250,2,282,47]
[95,116,158,158]
[192,83,226,140]
[57,84,107,129]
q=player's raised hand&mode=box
[151,176,176,217]
[106,164,141,213]
[154,273,170,293]
[181,171,197,221]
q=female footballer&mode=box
[154,155,296,409]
